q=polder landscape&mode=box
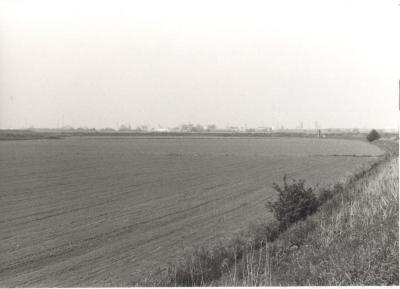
[0,129,398,286]
[1,1,399,286]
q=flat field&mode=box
[0,136,383,286]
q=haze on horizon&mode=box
[0,0,399,130]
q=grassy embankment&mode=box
[136,139,398,286]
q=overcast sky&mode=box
[0,0,399,129]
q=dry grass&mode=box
[141,155,398,286]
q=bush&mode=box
[318,183,344,205]
[366,129,380,142]
[266,176,319,229]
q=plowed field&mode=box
[0,136,382,286]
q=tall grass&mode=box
[135,155,398,286]
[218,157,398,286]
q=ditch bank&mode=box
[133,139,398,286]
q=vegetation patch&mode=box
[136,151,398,286]
[266,176,319,230]
[366,129,381,142]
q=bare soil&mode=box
[0,136,382,286]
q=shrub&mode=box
[318,183,344,205]
[366,129,380,142]
[266,176,319,229]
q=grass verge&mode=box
[217,156,398,286]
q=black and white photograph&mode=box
[0,0,399,286]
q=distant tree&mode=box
[100,128,115,132]
[180,123,194,132]
[119,124,131,131]
[366,129,380,142]
[206,124,217,132]
[137,125,148,132]
[193,124,204,132]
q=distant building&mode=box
[256,127,272,133]
[135,125,149,132]
[226,126,240,132]
[153,127,169,132]
[99,127,116,132]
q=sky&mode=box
[0,0,399,130]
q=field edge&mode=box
[134,140,398,286]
